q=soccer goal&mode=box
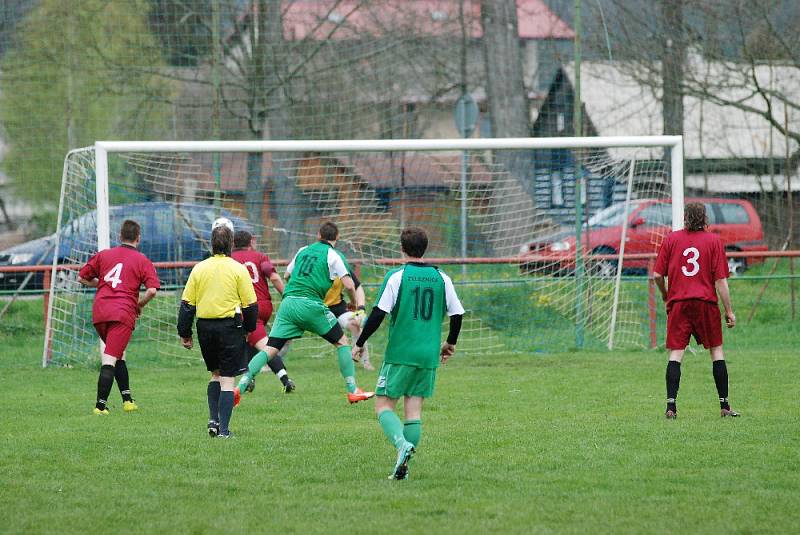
[43,136,683,367]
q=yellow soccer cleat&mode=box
[123,401,139,412]
[93,408,110,415]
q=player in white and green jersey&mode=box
[353,227,464,480]
[235,222,375,405]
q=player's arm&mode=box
[441,314,463,364]
[78,276,99,288]
[353,306,386,350]
[652,271,668,302]
[341,274,358,308]
[78,255,99,287]
[138,287,158,311]
[715,278,735,328]
[651,235,672,303]
[441,272,466,364]
[269,272,285,295]
[177,271,197,348]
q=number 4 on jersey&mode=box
[104,262,124,288]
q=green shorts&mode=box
[376,362,437,399]
[269,296,338,340]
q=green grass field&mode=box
[1,300,799,533]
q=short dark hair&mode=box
[233,230,252,249]
[320,221,338,241]
[211,226,233,256]
[401,227,428,258]
[684,202,707,232]
[120,220,141,242]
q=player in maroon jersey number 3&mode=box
[653,202,739,419]
[78,220,160,415]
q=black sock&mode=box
[218,391,234,435]
[96,364,115,410]
[115,360,132,402]
[666,360,681,411]
[207,381,221,423]
[268,356,290,387]
[713,360,730,409]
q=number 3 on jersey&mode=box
[103,262,124,288]
[682,247,700,277]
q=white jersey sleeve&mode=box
[327,248,349,280]
[439,270,465,316]
[376,269,404,313]
[285,246,307,276]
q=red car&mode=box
[519,198,768,276]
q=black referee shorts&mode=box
[196,318,247,377]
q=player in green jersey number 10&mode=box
[353,227,465,480]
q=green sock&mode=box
[337,345,357,393]
[403,419,421,448]
[239,350,269,391]
[378,410,407,449]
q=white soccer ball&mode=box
[212,217,234,232]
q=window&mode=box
[716,203,749,224]
[551,171,564,207]
[637,203,672,227]
[703,204,717,224]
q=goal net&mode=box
[43,137,683,367]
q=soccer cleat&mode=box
[93,407,110,416]
[347,387,375,404]
[208,420,219,437]
[665,409,677,420]
[217,431,233,439]
[233,387,241,408]
[362,360,376,371]
[123,401,138,412]
[720,408,740,417]
[245,376,256,393]
[283,379,296,393]
[389,442,415,480]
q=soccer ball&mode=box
[212,217,234,232]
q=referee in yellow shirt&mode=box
[177,218,257,438]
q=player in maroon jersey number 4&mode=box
[78,220,160,415]
[653,202,739,419]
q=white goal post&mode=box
[44,135,683,367]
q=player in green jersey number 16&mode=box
[235,222,375,405]
[353,227,465,479]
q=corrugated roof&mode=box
[281,0,574,41]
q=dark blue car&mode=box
[0,202,250,290]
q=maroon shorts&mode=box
[666,299,723,350]
[94,321,134,358]
[246,300,273,347]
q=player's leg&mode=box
[216,325,244,437]
[402,396,423,449]
[346,318,373,371]
[375,364,415,479]
[709,346,738,416]
[699,301,739,417]
[664,301,692,419]
[115,356,138,412]
[253,336,294,393]
[207,371,221,436]
[93,322,131,414]
[238,299,302,397]
[197,320,224,435]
